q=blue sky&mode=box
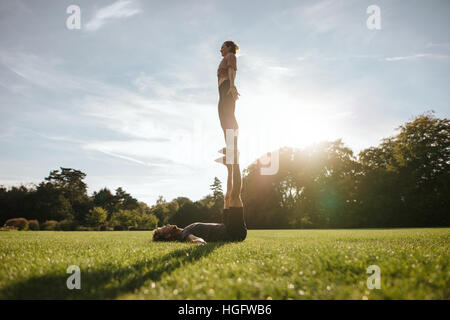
[0,0,449,205]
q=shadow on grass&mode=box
[0,242,226,299]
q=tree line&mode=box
[1,112,448,230]
[242,112,449,228]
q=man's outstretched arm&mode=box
[184,234,206,245]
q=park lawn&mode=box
[0,228,448,300]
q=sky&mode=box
[0,0,449,206]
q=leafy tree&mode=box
[109,209,135,227]
[43,167,90,222]
[92,187,117,217]
[151,196,187,226]
[358,112,449,226]
[114,187,139,211]
[137,214,158,229]
[85,207,108,227]
[209,177,224,221]
[34,182,74,222]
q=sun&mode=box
[236,89,338,165]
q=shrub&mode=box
[75,226,89,231]
[138,214,159,230]
[0,226,18,231]
[113,225,127,231]
[110,210,135,228]
[28,220,40,231]
[98,224,110,231]
[56,219,79,231]
[85,207,108,227]
[109,209,159,230]
[4,218,29,230]
[41,220,58,230]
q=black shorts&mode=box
[218,79,239,133]
[224,207,247,242]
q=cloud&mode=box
[385,53,450,61]
[85,0,141,32]
[0,45,227,178]
[0,51,77,91]
[81,139,187,168]
[294,0,358,34]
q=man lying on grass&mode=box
[153,143,246,244]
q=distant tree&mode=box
[92,187,117,217]
[152,196,189,226]
[137,213,158,230]
[359,111,450,226]
[44,167,87,201]
[34,182,74,222]
[170,201,202,227]
[85,207,108,227]
[151,196,169,226]
[244,142,361,228]
[210,177,224,202]
[0,185,37,224]
[109,209,135,228]
[209,177,224,221]
[114,187,139,211]
[109,207,158,229]
[43,167,91,222]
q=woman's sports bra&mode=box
[217,53,237,80]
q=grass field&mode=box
[0,228,448,300]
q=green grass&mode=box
[0,229,448,299]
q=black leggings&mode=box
[218,79,238,137]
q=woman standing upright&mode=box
[215,41,246,237]
[217,40,240,136]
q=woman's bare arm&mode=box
[227,68,240,100]
[184,234,206,245]
[228,67,236,88]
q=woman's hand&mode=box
[193,238,206,245]
[185,234,207,245]
[227,86,240,101]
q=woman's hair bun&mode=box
[224,40,239,53]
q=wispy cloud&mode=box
[85,0,141,32]
[294,0,359,34]
[0,47,219,175]
[385,53,450,61]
